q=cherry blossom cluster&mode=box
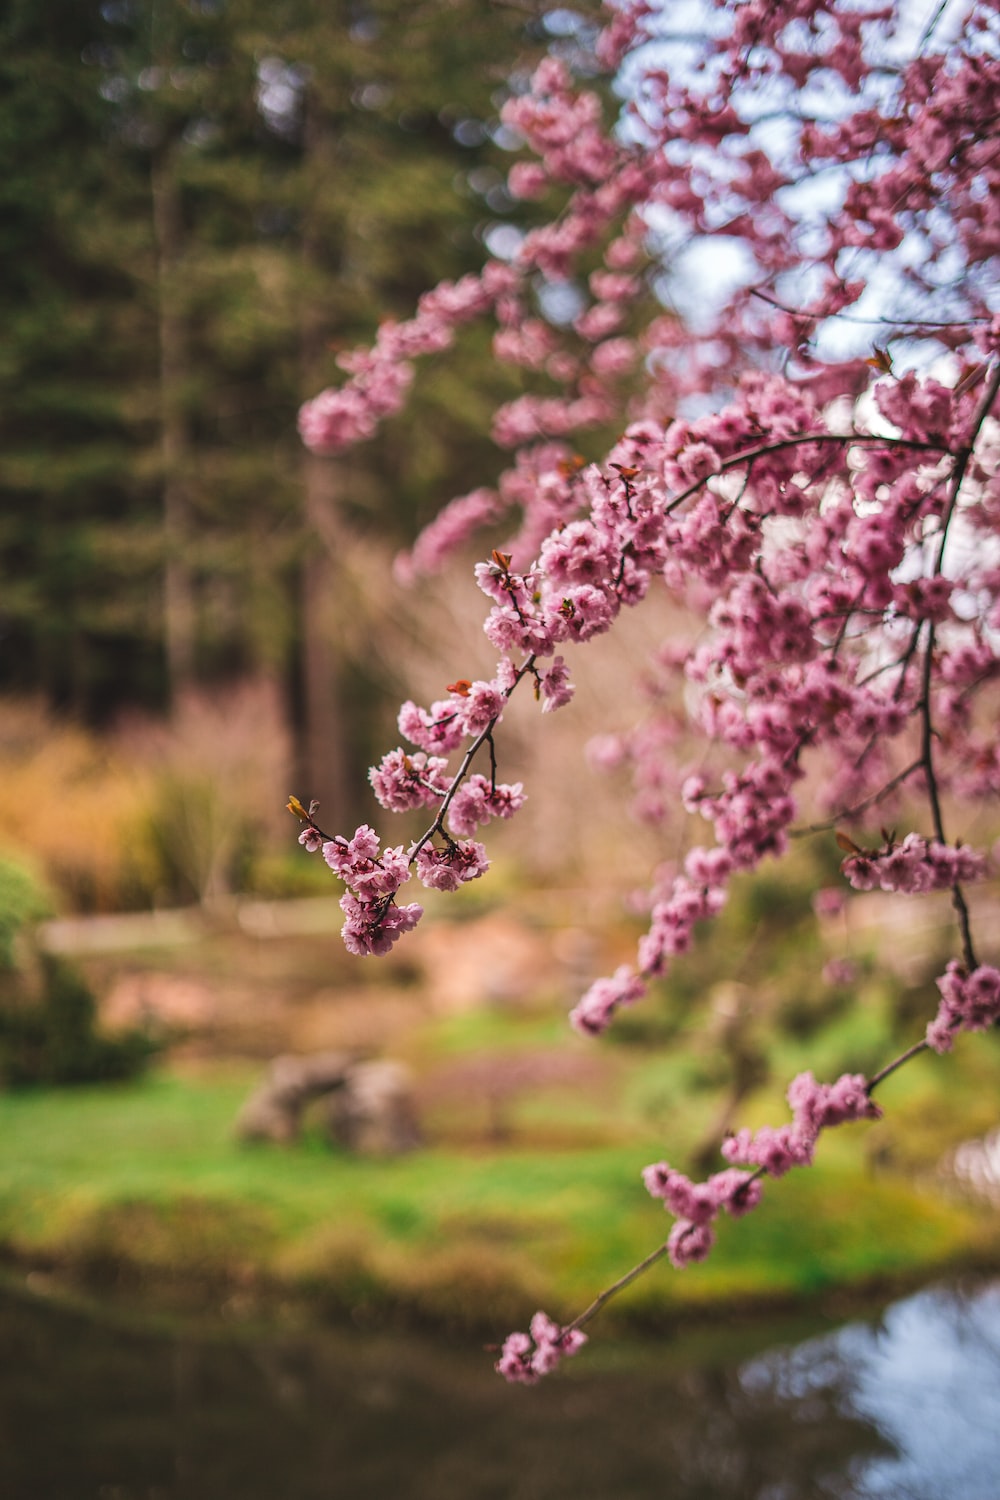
[494,1310,588,1386]
[926,964,1000,1055]
[638,1071,879,1275]
[293,0,1000,1378]
[641,1162,763,1270]
[292,661,534,955]
[298,270,511,453]
[840,833,988,895]
[310,824,424,958]
[300,0,1000,470]
[723,1070,883,1175]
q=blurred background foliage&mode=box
[0,855,158,1087]
[0,0,607,824]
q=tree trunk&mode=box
[151,142,196,699]
[299,452,352,821]
[296,85,351,822]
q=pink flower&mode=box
[339,894,423,957]
[323,827,410,901]
[813,887,846,919]
[414,839,489,891]
[507,161,550,200]
[570,966,646,1035]
[591,337,638,378]
[667,1220,715,1269]
[446,775,526,837]
[369,749,449,813]
[927,963,1000,1053]
[398,699,465,754]
[539,656,574,712]
[842,835,986,895]
[642,1163,716,1224]
[822,957,858,987]
[496,1312,587,1384]
[457,680,505,737]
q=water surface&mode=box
[1,1276,997,1499]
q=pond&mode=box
[1,1275,998,1499]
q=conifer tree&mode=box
[1,0,590,820]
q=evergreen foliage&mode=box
[0,0,592,757]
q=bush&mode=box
[0,855,51,971]
[0,856,160,1088]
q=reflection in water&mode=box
[742,1282,1000,1499]
[0,1277,997,1499]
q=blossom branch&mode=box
[661,432,953,519]
[290,0,1000,1383]
[499,989,1000,1382]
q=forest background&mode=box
[0,0,998,1335]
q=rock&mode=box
[326,1060,421,1155]
[235,1050,355,1144]
[236,1052,420,1155]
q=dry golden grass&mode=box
[0,681,291,912]
[0,699,154,910]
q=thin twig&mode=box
[789,758,923,836]
[563,1238,675,1334]
[867,1038,930,1093]
[662,431,951,517]
[409,655,537,860]
[750,286,989,330]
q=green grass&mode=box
[0,1064,995,1334]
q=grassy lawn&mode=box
[0,1060,995,1335]
[4,858,999,1336]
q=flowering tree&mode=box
[290,0,1000,1381]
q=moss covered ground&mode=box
[0,1044,996,1337]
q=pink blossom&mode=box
[507,161,550,200]
[538,520,614,590]
[339,893,423,957]
[723,1069,881,1178]
[813,887,846,919]
[586,732,626,771]
[822,957,858,987]
[591,337,638,378]
[290,0,1000,1372]
[369,749,449,813]
[414,839,489,892]
[722,1123,814,1178]
[323,827,411,901]
[642,1159,764,1272]
[446,775,525,837]
[786,1070,881,1134]
[570,965,646,1036]
[711,1168,764,1218]
[641,1163,717,1224]
[842,835,986,895]
[398,698,466,755]
[457,680,505,737]
[496,1311,587,1385]
[538,656,575,712]
[667,1220,715,1269]
[393,488,502,584]
[575,304,625,342]
[927,963,1000,1053]
[549,584,616,643]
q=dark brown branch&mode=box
[790,758,923,836]
[662,431,952,517]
